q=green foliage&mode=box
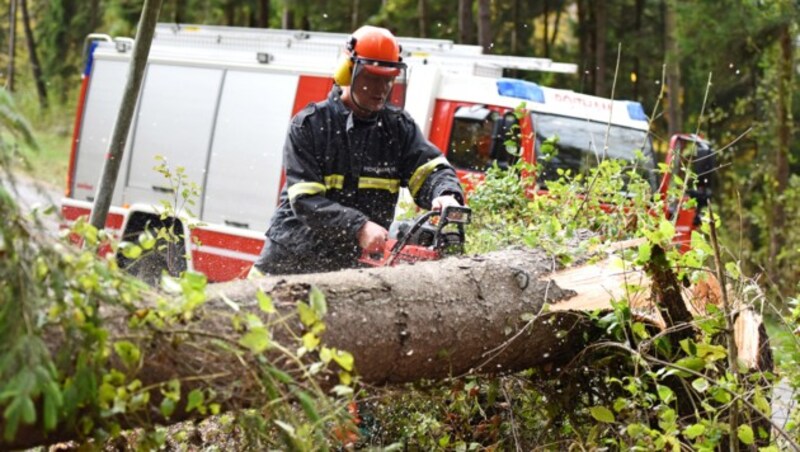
[0,106,357,449]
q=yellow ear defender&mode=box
[333,53,354,86]
[333,36,357,86]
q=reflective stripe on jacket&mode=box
[256,86,463,274]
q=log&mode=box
[3,246,772,449]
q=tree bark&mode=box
[458,0,474,45]
[223,0,235,25]
[282,5,294,29]
[89,0,101,32]
[1,247,772,449]
[418,0,428,38]
[477,0,491,53]
[7,0,17,92]
[593,0,607,96]
[664,0,683,136]
[20,0,47,109]
[632,0,643,100]
[544,0,552,57]
[577,0,593,93]
[89,0,163,230]
[174,0,186,23]
[257,0,269,28]
[548,0,563,54]
[768,23,793,283]
[351,0,360,31]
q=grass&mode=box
[9,77,76,189]
[15,127,73,189]
[766,315,800,369]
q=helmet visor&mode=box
[351,58,408,111]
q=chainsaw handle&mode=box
[358,249,386,267]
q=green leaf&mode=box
[589,406,615,423]
[274,420,296,436]
[631,322,649,339]
[737,425,754,445]
[20,397,36,424]
[684,423,705,439]
[302,332,320,351]
[297,302,319,327]
[114,341,142,369]
[268,368,294,384]
[331,385,353,397]
[295,390,320,423]
[332,350,355,372]
[160,398,176,418]
[674,356,705,373]
[138,231,157,250]
[3,399,21,441]
[120,243,142,259]
[309,286,327,317]
[691,378,710,393]
[657,385,674,403]
[711,387,732,404]
[42,382,62,431]
[185,389,204,414]
[658,219,675,242]
[319,347,332,364]
[725,261,741,279]
[695,342,727,361]
[239,327,271,353]
[636,241,652,263]
[257,289,275,314]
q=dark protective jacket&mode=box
[254,86,464,274]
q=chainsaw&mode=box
[359,205,472,267]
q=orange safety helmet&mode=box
[333,25,406,86]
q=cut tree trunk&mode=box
[3,246,771,449]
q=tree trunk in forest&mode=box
[89,0,100,31]
[351,0,360,31]
[593,0,607,96]
[258,0,270,28]
[577,0,593,93]
[543,0,550,57]
[632,0,643,100]
[418,0,428,38]
[664,0,683,136]
[549,0,563,54]
[768,23,794,284]
[477,0,491,53]
[458,0,474,45]
[20,0,47,109]
[7,0,17,92]
[223,0,235,26]
[174,0,185,23]
[282,5,294,29]
[89,0,163,230]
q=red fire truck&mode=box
[62,24,710,282]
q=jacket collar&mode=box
[329,85,378,131]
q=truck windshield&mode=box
[532,113,657,191]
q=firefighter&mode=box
[253,25,465,275]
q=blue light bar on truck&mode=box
[626,102,648,122]
[496,79,545,103]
